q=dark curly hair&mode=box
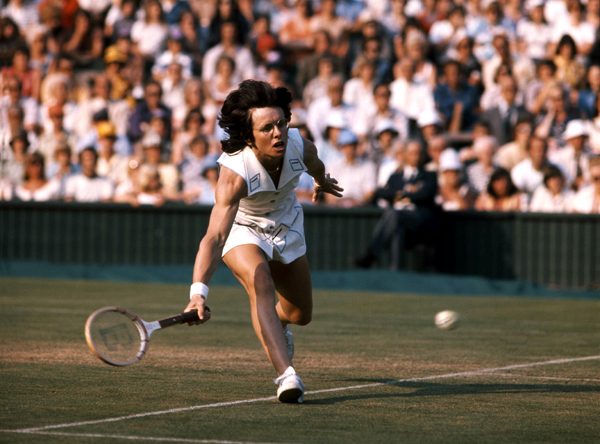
[218,80,292,154]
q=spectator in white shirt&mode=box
[65,147,114,202]
[551,119,593,191]
[342,57,377,119]
[201,20,255,85]
[511,135,555,201]
[306,74,356,145]
[354,82,409,143]
[95,121,129,188]
[571,156,600,213]
[325,130,376,208]
[550,0,596,56]
[529,164,574,212]
[516,0,552,62]
[389,57,435,122]
[468,135,499,195]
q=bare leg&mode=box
[270,255,313,327]
[223,245,290,374]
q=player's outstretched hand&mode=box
[313,173,344,202]
[184,295,211,325]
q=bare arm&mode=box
[302,137,344,202]
[185,166,246,318]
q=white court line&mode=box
[6,354,600,435]
[487,372,600,383]
[2,430,280,444]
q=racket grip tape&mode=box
[158,308,210,328]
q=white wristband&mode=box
[189,282,209,300]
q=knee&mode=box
[287,308,312,326]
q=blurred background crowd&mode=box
[1,0,600,213]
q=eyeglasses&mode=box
[256,118,288,134]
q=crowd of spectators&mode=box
[1,0,600,214]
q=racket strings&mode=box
[86,310,146,366]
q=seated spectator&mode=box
[552,34,586,89]
[114,159,141,205]
[278,0,313,53]
[130,0,168,67]
[127,80,172,146]
[46,143,78,199]
[76,110,133,157]
[550,1,595,56]
[204,54,237,107]
[306,75,357,147]
[152,29,193,80]
[96,122,129,188]
[183,161,218,205]
[525,60,558,115]
[468,135,499,195]
[475,167,523,211]
[481,75,530,146]
[61,9,104,71]
[159,61,187,118]
[495,117,533,171]
[179,134,218,188]
[302,55,336,108]
[355,82,409,144]
[3,131,29,186]
[571,156,600,212]
[139,131,180,200]
[308,0,351,43]
[416,109,444,146]
[529,165,574,212]
[390,57,436,123]
[512,135,555,202]
[136,165,166,206]
[434,59,480,133]
[435,148,475,211]
[534,84,581,150]
[342,57,377,118]
[424,136,447,172]
[172,109,207,165]
[516,0,552,63]
[371,120,403,186]
[354,140,438,269]
[577,64,600,119]
[295,29,344,91]
[586,92,600,154]
[325,130,376,208]
[445,31,482,90]
[551,119,593,191]
[12,151,59,201]
[65,147,114,202]
[202,20,256,85]
[37,104,76,164]
[1,47,41,100]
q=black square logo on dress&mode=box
[249,173,261,192]
[289,159,304,172]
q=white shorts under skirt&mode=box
[222,209,307,264]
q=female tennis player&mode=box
[184,80,343,403]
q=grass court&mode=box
[1,277,599,443]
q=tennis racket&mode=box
[84,306,210,367]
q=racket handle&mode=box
[158,308,210,328]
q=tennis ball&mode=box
[434,310,460,330]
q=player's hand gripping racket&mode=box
[85,306,210,366]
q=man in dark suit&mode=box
[481,75,530,146]
[355,140,438,269]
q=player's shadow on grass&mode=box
[307,379,600,405]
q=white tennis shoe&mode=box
[283,325,294,361]
[274,366,304,404]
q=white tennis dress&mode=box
[218,128,308,263]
